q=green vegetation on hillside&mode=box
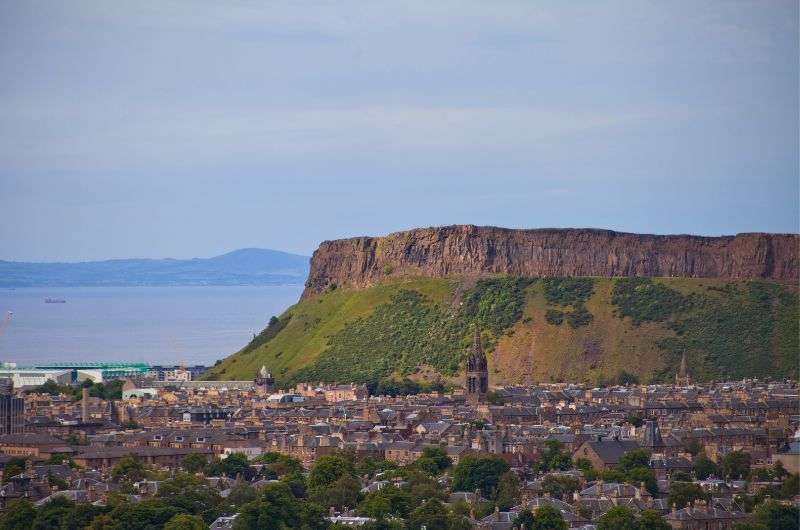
[291,278,531,386]
[241,314,291,355]
[541,278,594,328]
[611,279,799,381]
[611,278,686,325]
[206,274,798,385]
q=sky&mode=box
[0,0,797,261]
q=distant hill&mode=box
[0,248,309,287]
[206,225,798,386]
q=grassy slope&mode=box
[206,276,797,385]
[205,277,452,383]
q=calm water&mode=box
[0,285,303,366]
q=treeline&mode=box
[1,441,797,530]
[24,380,124,401]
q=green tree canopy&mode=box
[106,499,185,530]
[156,472,222,522]
[692,453,718,480]
[451,455,510,498]
[720,451,751,480]
[408,498,449,530]
[181,452,208,475]
[667,481,709,509]
[495,471,521,510]
[748,500,799,530]
[308,455,355,490]
[163,514,207,530]
[618,449,651,473]
[541,475,580,500]
[597,506,638,530]
[232,482,327,530]
[0,499,35,530]
[638,508,671,530]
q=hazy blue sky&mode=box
[1,1,797,261]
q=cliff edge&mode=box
[304,225,799,297]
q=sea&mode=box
[0,285,304,367]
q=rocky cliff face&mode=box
[303,226,799,297]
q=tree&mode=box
[0,499,35,530]
[355,457,397,479]
[721,451,751,480]
[773,461,788,480]
[638,509,670,530]
[599,469,627,483]
[538,440,572,472]
[308,455,355,489]
[61,503,110,530]
[32,496,74,530]
[748,500,799,530]
[163,514,207,530]
[530,505,568,530]
[206,453,253,480]
[670,471,692,482]
[416,446,452,474]
[597,506,638,530]
[358,493,392,519]
[107,499,185,530]
[85,515,116,530]
[667,481,709,509]
[625,415,645,428]
[684,439,703,457]
[226,482,258,509]
[451,455,510,498]
[408,499,449,530]
[541,475,580,500]
[618,449,651,472]
[627,466,659,496]
[495,471,521,510]
[732,523,768,530]
[181,452,208,474]
[111,454,147,484]
[574,457,597,480]
[156,473,222,523]
[692,453,718,480]
[617,369,639,386]
[310,474,361,511]
[779,473,799,498]
[233,482,326,530]
[358,487,412,519]
[2,457,27,482]
[407,471,448,506]
[256,453,303,478]
[513,509,536,530]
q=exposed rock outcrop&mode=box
[303,225,799,297]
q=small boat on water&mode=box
[44,298,66,304]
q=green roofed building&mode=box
[33,362,150,383]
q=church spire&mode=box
[472,325,482,356]
[465,324,488,402]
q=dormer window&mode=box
[175,436,184,442]
[153,435,163,441]
[196,437,206,443]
